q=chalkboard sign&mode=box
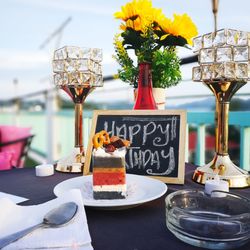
[84,110,186,184]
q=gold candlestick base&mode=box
[193,154,250,188]
[55,148,84,173]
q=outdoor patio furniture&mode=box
[0,126,34,170]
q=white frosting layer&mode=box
[93,184,127,192]
[93,147,126,158]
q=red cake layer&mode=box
[93,172,126,186]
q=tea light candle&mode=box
[205,175,229,197]
[35,164,54,177]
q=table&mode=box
[0,164,250,250]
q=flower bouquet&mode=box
[113,0,198,91]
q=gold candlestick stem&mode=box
[217,101,229,155]
[75,103,83,152]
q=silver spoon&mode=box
[0,202,78,249]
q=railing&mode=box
[187,111,250,171]
[2,109,250,170]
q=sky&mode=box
[1,0,250,105]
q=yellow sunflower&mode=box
[119,17,149,32]
[142,7,167,33]
[114,0,154,32]
[114,0,152,21]
[161,13,198,45]
[153,11,171,31]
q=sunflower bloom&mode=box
[150,7,167,30]
[154,14,171,32]
[120,16,149,32]
[162,14,198,45]
[114,0,154,32]
[114,0,153,21]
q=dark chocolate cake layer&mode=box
[93,157,125,168]
[93,191,126,200]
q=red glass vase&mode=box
[133,62,157,110]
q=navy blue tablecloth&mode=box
[0,164,250,250]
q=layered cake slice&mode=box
[92,131,130,200]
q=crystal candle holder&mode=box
[53,46,103,173]
[192,29,250,188]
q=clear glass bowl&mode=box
[165,190,250,249]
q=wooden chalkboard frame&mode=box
[84,110,186,184]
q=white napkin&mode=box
[0,189,93,250]
[0,192,28,204]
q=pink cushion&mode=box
[0,126,31,168]
[0,151,14,170]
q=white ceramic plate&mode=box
[54,174,167,209]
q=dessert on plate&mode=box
[92,130,130,200]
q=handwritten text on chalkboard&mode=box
[101,116,178,176]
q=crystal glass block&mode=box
[91,74,103,87]
[203,33,213,48]
[213,63,224,80]
[70,72,81,85]
[202,65,213,80]
[236,63,248,79]
[54,48,67,60]
[225,62,236,78]
[216,47,233,62]
[54,73,68,86]
[83,73,91,84]
[52,60,64,72]
[213,63,235,79]
[66,46,82,59]
[213,29,226,46]
[200,48,214,64]
[81,48,92,59]
[65,58,80,72]
[227,29,238,46]
[88,60,93,72]
[54,73,62,86]
[233,46,248,62]
[69,72,91,85]
[192,66,202,81]
[193,36,202,52]
[92,62,102,75]
[237,31,248,46]
[97,65,102,75]
[91,48,103,62]
[78,59,90,72]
